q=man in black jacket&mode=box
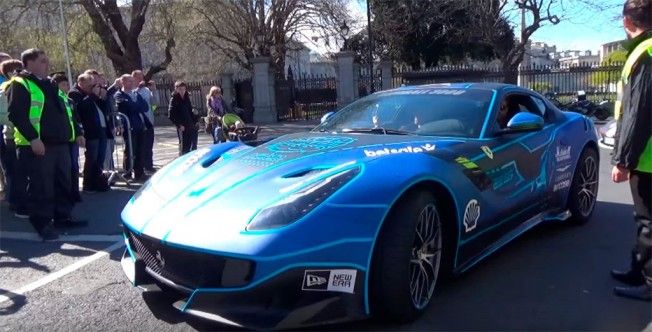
[168,81,198,156]
[115,74,150,181]
[6,49,87,240]
[610,0,652,301]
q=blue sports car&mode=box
[120,83,599,329]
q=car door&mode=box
[469,91,557,245]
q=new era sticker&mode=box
[302,269,357,294]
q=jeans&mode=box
[213,126,225,143]
[104,139,115,170]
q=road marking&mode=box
[0,241,124,305]
[0,232,123,243]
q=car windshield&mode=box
[314,88,494,138]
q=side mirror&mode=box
[500,112,544,134]
[320,111,335,124]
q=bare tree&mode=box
[466,0,621,83]
[190,0,354,75]
[79,0,176,80]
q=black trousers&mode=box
[629,170,652,285]
[19,144,73,230]
[143,127,154,169]
[124,129,145,178]
[178,126,198,156]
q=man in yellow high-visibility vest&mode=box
[610,0,652,301]
[5,49,86,241]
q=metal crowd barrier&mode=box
[105,112,134,186]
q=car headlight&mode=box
[246,166,361,231]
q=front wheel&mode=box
[567,148,599,224]
[370,191,443,322]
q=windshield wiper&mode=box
[341,127,412,135]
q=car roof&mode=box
[383,82,518,93]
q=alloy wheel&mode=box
[409,203,442,310]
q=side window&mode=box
[529,96,547,117]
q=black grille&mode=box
[126,229,253,289]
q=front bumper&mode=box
[121,229,368,329]
[598,135,615,149]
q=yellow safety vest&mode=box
[614,37,652,173]
[11,77,76,146]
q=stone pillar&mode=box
[380,61,393,91]
[336,51,357,108]
[219,73,234,104]
[252,57,276,123]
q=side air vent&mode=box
[282,168,328,178]
[201,155,222,168]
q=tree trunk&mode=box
[501,58,519,85]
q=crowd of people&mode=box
[0,48,209,241]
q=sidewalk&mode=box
[0,120,319,240]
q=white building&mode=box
[285,40,312,77]
[601,39,626,62]
[523,41,557,67]
[555,50,600,67]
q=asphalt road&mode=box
[1,124,650,331]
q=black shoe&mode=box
[611,269,645,286]
[37,225,59,241]
[53,218,88,228]
[614,284,652,301]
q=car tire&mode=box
[567,147,599,224]
[370,190,443,323]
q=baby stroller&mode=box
[216,113,259,143]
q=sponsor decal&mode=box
[553,179,571,192]
[555,171,573,182]
[455,156,479,169]
[555,146,571,162]
[268,136,356,153]
[383,89,467,96]
[239,152,286,168]
[302,269,357,293]
[556,164,571,173]
[481,146,494,159]
[363,143,435,157]
[463,199,480,232]
[305,274,327,287]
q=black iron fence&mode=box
[275,73,338,121]
[359,67,382,97]
[392,62,624,102]
[152,80,220,117]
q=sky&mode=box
[303,0,626,55]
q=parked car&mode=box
[120,83,599,329]
[598,118,618,149]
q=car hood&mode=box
[122,133,465,243]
